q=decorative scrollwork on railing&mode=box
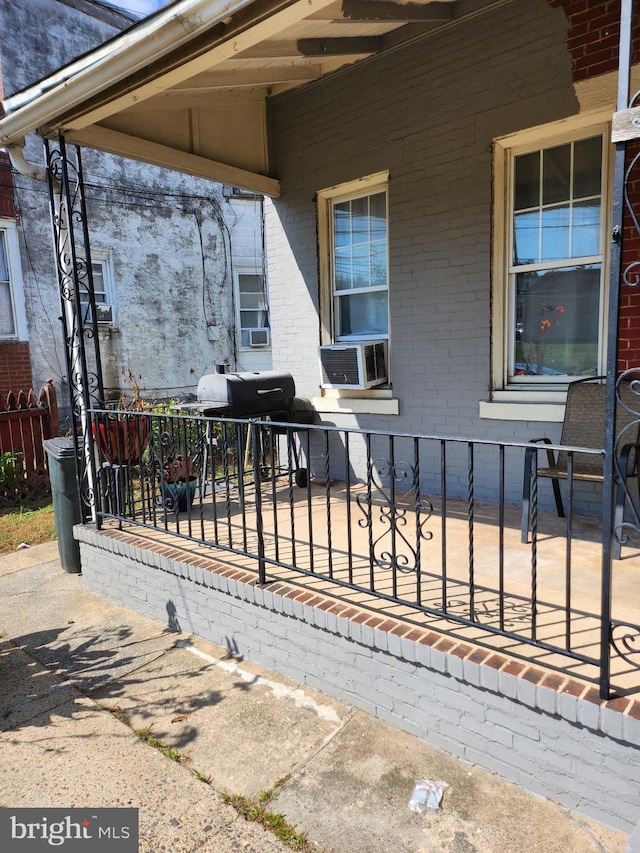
[610,621,640,667]
[356,457,433,573]
[624,147,640,289]
[612,370,640,552]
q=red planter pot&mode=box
[162,457,194,482]
[93,419,149,464]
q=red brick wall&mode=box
[618,142,640,370]
[0,151,15,219]
[547,0,638,81]
[0,342,33,398]
[549,0,640,372]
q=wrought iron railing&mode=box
[89,407,640,698]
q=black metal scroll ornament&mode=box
[356,458,433,573]
[612,370,640,552]
[611,620,640,667]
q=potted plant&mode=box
[92,369,150,465]
[146,408,206,513]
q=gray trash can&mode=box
[43,437,82,574]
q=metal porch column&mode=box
[45,135,104,523]
[602,0,640,698]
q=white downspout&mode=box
[6,139,47,181]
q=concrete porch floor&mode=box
[113,477,640,697]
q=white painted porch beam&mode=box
[52,0,338,135]
[167,65,323,91]
[65,125,281,197]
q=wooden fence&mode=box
[0,380,60,508]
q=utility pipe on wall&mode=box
[6,139,47,181]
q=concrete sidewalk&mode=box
[0,542,631,853]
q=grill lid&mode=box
[197,371,295,413]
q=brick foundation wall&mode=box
[0,342,33,398]
[77,526,640,834]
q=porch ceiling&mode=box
[0,0,506,196]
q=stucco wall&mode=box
[0,0,267,419]
[264,0,612,505]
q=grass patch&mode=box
[220,774,315,853]
[0,502,56,555]
[192,768,212,784]
[133,723,184,762]
[99,703,130,726]
[101,706,313,851]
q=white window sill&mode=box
[312,395,400,416]
[97,325,118,338]
[479,400,565,422]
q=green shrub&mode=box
[0,451,25,497]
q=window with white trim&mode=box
[319,173,389,345]
[492,121,610,395]
[236,270,270,349]
[0,221,27,340]
[78,251,115,325]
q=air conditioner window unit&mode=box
[248,328,270,347]
[319,340,388,390]
[95,304,113,323]
[82,302,113,323]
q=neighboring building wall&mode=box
[0,151,32,397]
[265,0,640,504]
[0,0,265,417]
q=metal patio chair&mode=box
[521,377,640,558]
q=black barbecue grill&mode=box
[193,371,313,486]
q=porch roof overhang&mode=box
[0,0,508,197]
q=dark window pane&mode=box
[513,265,600,377]
[238,274,263,293]
[338,291,388,337]
[543,144,571,205]
[369,193,387,240]
[573,136,602,199]
[514,151,540,211]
